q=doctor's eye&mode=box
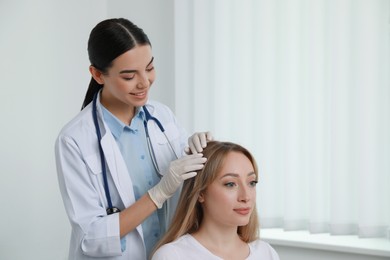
[123,76,135,81]
[249,180,258,187]
[121,72,135,81]
[146,66,154,72]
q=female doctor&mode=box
[55,18,212,259]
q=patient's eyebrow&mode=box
[220,172,256,179]
[220,173,239,179]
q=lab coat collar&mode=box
[142,101,156,116]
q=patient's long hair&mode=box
[153,141,260,254]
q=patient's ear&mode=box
[198,193,205,203]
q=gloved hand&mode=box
[185,131,213,154]
[148,154,207,208]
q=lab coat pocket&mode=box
[83,152,110,209]
[84,153,102,175]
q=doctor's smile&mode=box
[130,91,147,100]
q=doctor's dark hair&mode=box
[81,18,151,110]
[152,141,260,255]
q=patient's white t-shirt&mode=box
[151,234,280,260]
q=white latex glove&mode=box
[148,154,207,208]
[185,131,213,154]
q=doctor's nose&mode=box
[137,73,150,89]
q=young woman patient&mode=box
[151,141,280,260]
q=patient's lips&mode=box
[234,207,251,215]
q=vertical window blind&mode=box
[174,0,390,239]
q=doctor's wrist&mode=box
[147,188,166,209]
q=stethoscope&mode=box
[92,92,179,215]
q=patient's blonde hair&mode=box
[153,141,260,254]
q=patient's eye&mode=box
[224,182,236,188]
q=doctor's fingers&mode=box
[181,161,206,174]
[172,153,205,165]
[187,139,200,155]
[172,155,206,173]
[170,155,206,173]
[184,154,207,165]
[181,171,198,181]
[188,133,205,153]
[204,131,213,141]
[188,132,213,154]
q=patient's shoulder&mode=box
[248,239,280,260]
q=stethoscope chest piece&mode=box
[107,207,121,215]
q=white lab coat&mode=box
[55,94,188,260]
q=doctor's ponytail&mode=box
[81,18,151,110]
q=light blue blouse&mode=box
[102,105,165,257]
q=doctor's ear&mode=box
[89,66,105,85]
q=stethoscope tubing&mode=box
[143,112,179,176]
[92,92,178,215]
[92,93,115,213]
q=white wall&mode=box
[0,1,106,259]
[0,1,174,259]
